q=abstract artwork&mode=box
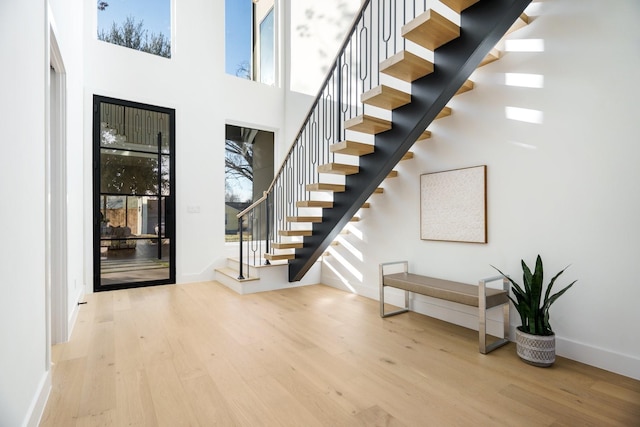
[420,165,487,243]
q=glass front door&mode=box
[93,96,175,291]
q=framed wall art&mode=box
[420,165,487,243]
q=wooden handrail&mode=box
[236,191,268,218]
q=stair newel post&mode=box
[264,193,271,265]
[237,216,245,280]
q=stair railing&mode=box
[236,192,270,279]
[236,0,441,278]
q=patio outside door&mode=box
[93,96,175,291]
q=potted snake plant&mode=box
[492,255,577,367]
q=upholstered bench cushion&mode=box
[383,272,508,308]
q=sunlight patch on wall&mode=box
[508,141,538,150]
[335,236,363,261]
[504,39,545,52]
[505,106,544,124]
[327,246,363,282]
[344,223,364,241]
[505,73,544,88]
[323,257,358,293]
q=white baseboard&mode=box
[320,266,377,298]
[410,295,507,338]
[556,336,640,380]
[177,257,229,285]
[24,370,51,427]
[67,288,83,340]
[178,267,218,284]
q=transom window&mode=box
[97,0,172,58]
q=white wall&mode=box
[0,0,85,425]
[49,0,86,340]
[0,2,48,426]
[321,0,640,379]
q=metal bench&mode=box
[379,261,510,354]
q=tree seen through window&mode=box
[97,0,171,58]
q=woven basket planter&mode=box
[515,328,556,367]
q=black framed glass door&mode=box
[93,96,175,291]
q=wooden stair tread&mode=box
[436,106,452,120]
[279,230,312,237]
[417,130,432,141]
[479,48,501,68]
[386,170,398,179]
[402,9,460,51]
[361,85,411,110]
[344,115,392,135]
[401,151,414,161]
[350,217,360,222]
[287,216,322,223]
[331,140,374,156]
[380,50,434,82]
[317,163,359,175]
[264,253,295,261]
[215,267,258,282]
[507,13,530,35]
[296,200,334,208]
[455,79,474,96]
[361,202,371,209]
[306,183,346,192]
[270,242,304,250]
[440,0,480,13]
[373,187,384,194]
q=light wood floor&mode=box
[41,282,640,426]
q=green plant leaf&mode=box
[543,280,577,313]
[532,255,544,303]
[491,265,526,298]
[543,310,552,334]
[531,255,545,334]
[492,256,576,336]
[544,265,570,302]
[521,259,533,297]
[508,296,526,327]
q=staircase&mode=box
[227,0,532,287]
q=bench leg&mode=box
[479,300,487,353]
[379,262,410,318]
[380,285,410,318]
[480,303,510,354]
[502,301,509,343]
[480,305,510,354]
[479,277,511,354]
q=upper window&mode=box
[257,8,275,85]
[225,0,252,78]
[225,0,276,86]
[97,0,172,58]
